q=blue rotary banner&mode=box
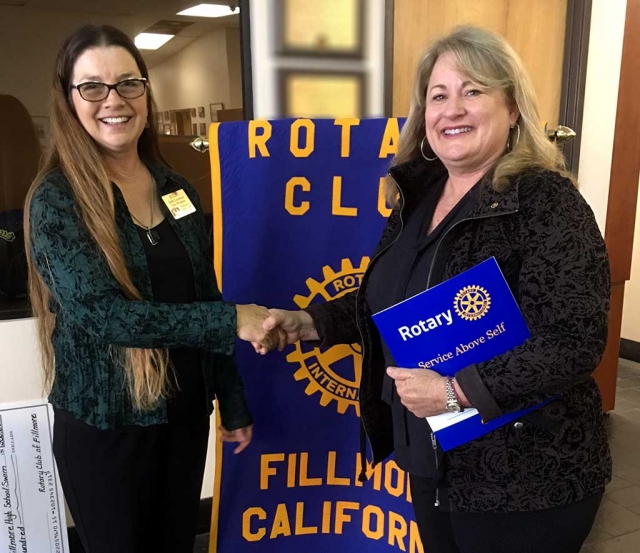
[208,118,424,553]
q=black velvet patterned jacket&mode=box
[29,164,252,431]
[306,158,612,512]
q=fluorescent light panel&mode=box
[177,4,239,17]
[135,33,174,50]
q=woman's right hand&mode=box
[236,304,278,350]
[261,309,319,351]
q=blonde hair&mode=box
[24,25,170,411]
[387,25,569,205]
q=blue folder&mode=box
[372,257,547,450]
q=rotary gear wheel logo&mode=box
[454,285,491,321]
[286,257,369,416]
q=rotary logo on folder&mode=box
[372,257,545,451]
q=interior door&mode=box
[392,0,568,129]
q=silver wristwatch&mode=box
[445,377,463,413]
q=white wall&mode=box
[621,176,640,341]
[577,0,627,234]
[0,319,43,402]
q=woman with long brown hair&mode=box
[24,24,274,552]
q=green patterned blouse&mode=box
[28,163,252,430]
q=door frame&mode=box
[559,0,592,173]
[239,0,254,120]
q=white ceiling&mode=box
[4,0,238,17]
[3,0,240,68]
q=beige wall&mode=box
[0,7,142,117]
[226,27,244,109]
[149,27,242,114]
[0,7,242,119]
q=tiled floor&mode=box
[194,359,640,553]
[581,358,640,553]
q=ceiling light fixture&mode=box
[177,4,239,18]
[134,33,175,50]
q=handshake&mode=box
[236,305,319,354]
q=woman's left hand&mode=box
[219,424,254,454]
[386,367,447,418]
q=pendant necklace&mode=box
[131,176,160,245]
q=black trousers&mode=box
[410,475,603,553]
[53,409,210,553]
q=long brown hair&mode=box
[386,25,569,206]
[24,25,170,410]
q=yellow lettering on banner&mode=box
[410,520,424,553]
[327,451,350,486]
[299,452,323,486]
[384,460,405,497]
[355,453,383,489]
[287,453,297,488]
[321,501,332,534]
[332,176,358,217]
[295,502,318,535]
[248,120,272,158]
[379,118,400,158]
[270,503,292,539]
[242,501,422,547]
[333,273,363,292]
[334,501,360,534]
[388,511,408,551]
[285,177,311,215]
[260,453,284,490]
[362,505,385,540]
[290,119,315,157]
[243,507,267,541]
[378,177,392,217]
[334,118,360,157]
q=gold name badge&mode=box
[161,189,196,220]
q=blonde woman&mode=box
[264,26,611,553]
[25,25,274,553]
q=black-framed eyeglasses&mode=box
[70,78,148,102]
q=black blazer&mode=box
[307,158,611,512]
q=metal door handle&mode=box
[545,124,576,144]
